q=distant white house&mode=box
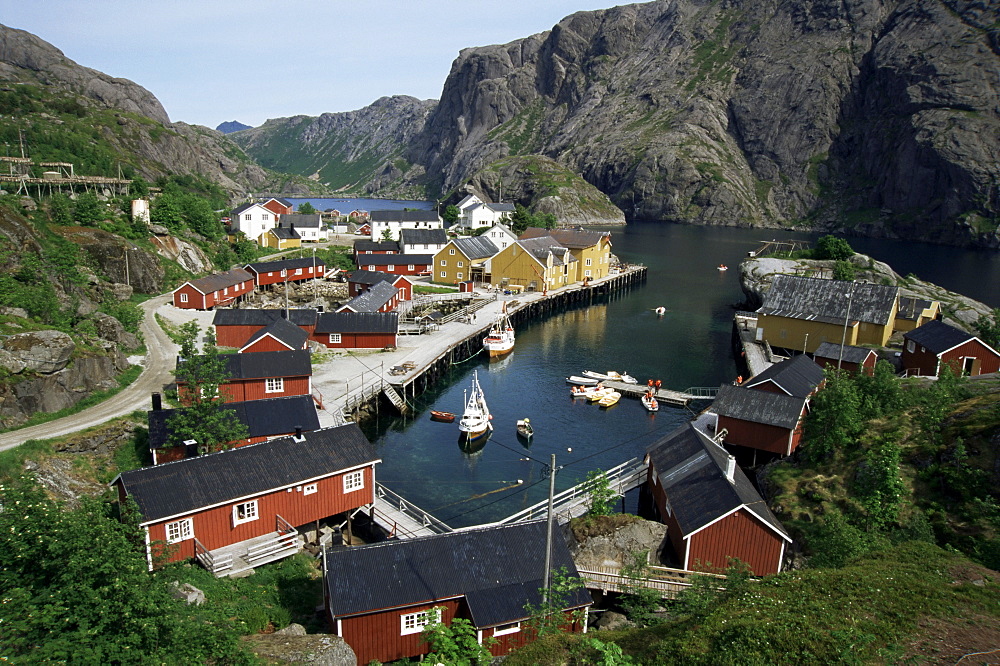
[481,222,517,253]
[399,227,449,255]
[454,198,515,230]
[230,202,277,240]
[279,214,328,242]
[369,210,443,241]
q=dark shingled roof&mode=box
[230,202,259,216]
[213,308,318,327]
[520,227,610,249]
[266,227,300,240]
[338,280,399,313]
[325,521,591,627]
[242,317,309,350]
[245,257,324,274]
[117,424,378,524]
[279,214,322,229]
[713,383,807,430]
[177,349,311,380]
[369,210,441,223]
[315,312,398,334]
[759,275,899,326]
[813,342,877,365]
[353,240,399,254]
[518,237,576,266]
[646,423,789,541]
[355,253,433,266]
[743,354,824,398]
[450,236,499,260]
[186,268,254,295]
[147,394,320,450]
[904,319,979,354]
[399,228,448,246]
[346,270,408,286]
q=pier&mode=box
[733,311,775,377]
[596,380,717,407]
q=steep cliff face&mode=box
[230,96,436,195]
[406,0,999,244]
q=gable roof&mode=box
[355,253,433,266]
[646,423,789,541]
[325,521,591,627]
[264,197,293,207]
[399,228,448,246]
[346,269,411,287]
[743,354,824,398]
[520,227,610,249]
[517,237,576,266]
[759,275,899,326]
[450,236,499,260]
[315,311,398,334]
[338,280,398,313]
[147,394,320,450]
[231,202,268,216]
[713,383,807,430]
[353,240,400,254]
[181,349,311,380]
[116,424,378,524]
[813,342,877,365]
[182,268,254,295]
[213,308,318,328]
[369,209,440,223]
[279,214,322,229]
[904,319,995,356]
[244,257,324,274]
[241,317,309,351]
[267,227,300,240]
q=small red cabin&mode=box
[172,268,255,310]
[238,318,310,353]
[337,280,401,314]
[213,309,318,349]
[245,257,326,289]
[902,319,1000,377]
[346,270,414,301]
[312,312,398,349]
[812,342,878,376]
[713,384,808,456]
[177,350,312,404]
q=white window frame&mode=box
[585,258,593,266]
[457,273,463,280]
[440,260,447,267]
[329,333,342,344]
[262,214,270,221]
[400,608,440,635]
[233,500,258,525]
[449,248,455,255]
[165,518,193,544]
[303,483,318,496]
[494,622,521,637]
[387,265,395,271]
[343,469,365,493]
[457,261,464,268]
[265,377,285,393]
[368,265,375,271]
[408,264,415,270]
[906,340,915,353]
[179,293,189,303]
[440,271,447,278]
[295,268,302,275]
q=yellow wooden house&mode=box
[490,236,578,292]
[519,227,613,280]
[432,236,500,285]
[259,226,301,250]
[893,296,941,333]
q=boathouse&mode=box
[147,393,320,464]
[355,253,433,276]
[245,257,326,288]
[902,319,1000,378]
[812,342,878,375]
[645,423,790,575]
[238,317,310,353]
[177,349,312,404]
[172,268,255,310]
[337,280,401,314]
[490,237,578,291]
[324,521,591,664]
[213,308,318,348]
[312,312,398,349]
[742,353,824,398]
[113,424,380,574]
[712,383,809,456]
[346,270,414,301]
[520,227,613,280]
[433,236,500,285]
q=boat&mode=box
[655,306,666,316]
[570,384,604,398]
[482,305,515,357]
[516,418,533,440]
[598,391,622,407]
[566,375,600,386]
[430,410,455,422]
[718,264,728,271]
[458,370,493,442]
[583,370,639,385]
[641,393,659,412]
[587,388,612,402]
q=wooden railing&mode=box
[374,483,453,536]
[194,537,232,575]
[578,563,726,598]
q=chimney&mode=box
[294,426,304,442]
[725,455,737,482]
[151,392,162,411]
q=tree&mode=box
[167,322,248,452]
[442,204,460,225]
[380,228,395,242]
[47,193,73,225]
[421,608,494,665]
[510,203,533,234]
[297,201,317,215]
[973,308,1000,350]
[855,436,905,532]
[73,192,105,226]
[149,192,183,231]
[586,469,616,517]
[832,259,856,281]
[619,550,662,627]
[803,370,863,462]
[814,235,854,261]
[231,233,258,263]
[523,567,586,639]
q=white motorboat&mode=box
[581,370,639,384]
[566,375,600,386]
[483,306,515,357]
[458,370,492,442]
[570,384,605,398]
[642,393,659,412]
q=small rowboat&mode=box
[588,388,612,402]
[654,306,666,316]
[570,384,604,398]
[641,393,659,412]
[516,418,533,440]
[566,375,600,386]
[598,391,621,407]
[430,410,456,423]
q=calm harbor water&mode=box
[361,223,1000,528]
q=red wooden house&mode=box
[147,393,320,464]
[177,350,312,404]
[239,318,309,353]
[712,384,809,456]
[346,270,414,301]
[355,253,433,276]
[337,280,401,314]
[113,423,380,575]
[312,312,398,349]
[213,308,318,348]
[813,342,878,375]
[172,268,255,310]
[741,353,825,398]
[324,521,592,664]
[245,257,326,288]
[645,423,790,576]
[352,239,398,260]
[902,319,1000,377]
[261,197,294,217]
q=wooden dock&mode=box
[598,380,715,407]
[734,312,774,377]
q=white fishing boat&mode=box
[570,384,605,398]
[582,370,638,384]
[516,418,533,440]
[566,375,600,386]
[458,370,492,442]
[482,306,515,357]
[642,393,659,412]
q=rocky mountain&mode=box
[229,96,436,196]
[216,120,251,134]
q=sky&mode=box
[1,0,618,129]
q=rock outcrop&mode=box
[243,632,357,666]
[61,226,165,295]
[568,515,670,570]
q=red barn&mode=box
[355,253,432,276]
[902,319,1000,377]
[645,423,790,576]
[312,312,398,349]
[172,268,255,310]
[113,424,380,575]
[177,350,312,404]
[324,521,592,665]
[213,309,318,348]
[346,270,414,301]
[713,384,809,456]
[239,318,310,353]
[813,342,878,376]
[337,280,401,314]
[147,393,321,464]
[245,257,326,288]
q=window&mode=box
[233,500,258,525]
[165,518,193,543]
[400,609,439,635]
[223,287,228,295]
[387,265,395,271]
[585,258,592,266]
[449,248,455,255]
[262,214,270,221]
[457,273,463,280]
[343,470,365,493]
[303,483,317,496]
[494,622,520,637]
[408,264,415,270]
[295,268,302,275]
[244,214,251,221]
[440,271,447,278]
[585,270,592,277]
[368,265,375,271]
[179,293,189,303]
[906,340,915,353]
[440,260,447,267]
[457,261,464,268]
[329,333,342,344]
[265,377,285,393]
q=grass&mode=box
[414,284,460,295]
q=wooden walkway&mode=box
[579,563,725,599]
[598,380,716,407]
[734,312,773,377]
[370,483,454,539]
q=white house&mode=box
[481,222,517,253]
[399,228,449,255]
[230,202,277,240]
[454,201,515,230]
[280,214,328,242]
[369,210,443,241]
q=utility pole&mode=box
[838,282,856,370]
[542,453,557,603]
[313,247,318,306]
